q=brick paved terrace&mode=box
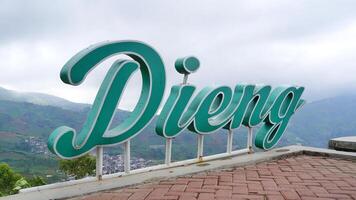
[70,155,356,200]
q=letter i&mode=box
[175,56,204,160]
[174,56,200,84]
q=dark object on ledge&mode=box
[329,136,356,152]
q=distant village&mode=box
[102,154,153,174]
[24,137,153,175]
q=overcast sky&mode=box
[1,0,356,110]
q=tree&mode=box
[12,178,30,194]
[0,163,21,196]
[59,154,96,179]
[0,163,47,197]
[27,176,46,187]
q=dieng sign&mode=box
[48,40,305,159]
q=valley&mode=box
[0,87,355,183]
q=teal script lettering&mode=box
[47,40,305,159]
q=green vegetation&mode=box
[0,150,62,183]
[0,87,356,185]
[59,154,96,179]
[0,163,46,197]
[26,176,46,187]
[0,163,21,196]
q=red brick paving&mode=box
[70,155,356,200]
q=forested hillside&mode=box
[0,87,355,182]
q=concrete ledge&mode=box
[1,145,355,200]
[329,136,356,152]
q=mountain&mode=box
[0,98,240,159]
[284,94,356,148]
[0,98,238,182]
[0,87,355,182]
[0,87,89,111]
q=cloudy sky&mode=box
[1,0,356,110]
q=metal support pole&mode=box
[96,146,103,180]
[227,129,233,154]
[124,140,131,173]
[183,74,188,85]
[165,138,172,165]
[247,127,253,153]
[197,134,204,161]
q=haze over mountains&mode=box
[0,86,355,181]
[0,87,89,111]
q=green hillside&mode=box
[0,88,355,183]
[284,94,356,147]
